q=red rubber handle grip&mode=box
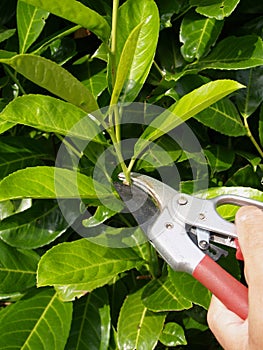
[193,255,248,320]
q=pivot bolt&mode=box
[177,197,188,205]
[165,223,174,229]
[199,240,209,250]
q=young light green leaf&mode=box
[180,11,223,62]
[109,0,159,102]
[0,28,16,44]
[20,0,110,42]
[66,287,111,350]
[0,200,70,249]
[168,267,211,309]
[37,238,143,301]
[194,98,246,136]
[195,36,263,70]
[0,288,72,350]
[82,205,117,228]
[0,94,104,140]
[0,240,39,293]
[191,0,240,20]
[0,55,99,113]
[17,0,49,53]
[159,322,187,347]
[134,79,244,157]
[110,22,143,106]
[0,166,112,202]
[142,276,192,312]
[117,288,166,350]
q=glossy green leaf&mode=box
[0,200,70,249]
[0,94,104,140]
[0,28,16,44]
[191,0,240,20]
[109,0,159,102]
[0,50,17,59]
[82,205,117,228]
[180,11,223,62]
[233,67,263,118]
[20,0,110,42]
[66,287,111,350]
[204,145,235,174]
[142,276,192,312]
[0,55,99,113]
[17,0,49,53]
[117,288,166,350]
[169,266,211,309]
[159,322,187,347]
[195,35,263,70]
[194,97,246,136]
[0,240,39,293]
[134,80,244,157]
[0,288,72,349]
[0,166,112,202]
[37,238,143,301]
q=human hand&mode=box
[207,206,263,350]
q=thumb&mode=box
[235,205,263,285]
[235,205,263,349]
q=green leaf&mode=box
[194,97,246,136]
[0,28,16,44]
[142,276,192,312]
[134,79,244,157]
[195,35,263,70]
[260,105,263,147]
[20,0,110,42]
[233,67,263,118]
[180,11,223,62]
[17,0,49,53]
[204,145,235,174]
[0,55,99,113]
[225,164,261,188]
[66,287,111,350]
[0,288,72,349]
[0,200,70,249]
[37,238,143,301]
[159,322,187,347]
[168,267,211,309]
[117,288,166,350]
[191,0,240,20]
[110,22,144,105]
[110,0,159,103]
[0,166,112,202]
[0,240,39,293]
[0,94,104,140]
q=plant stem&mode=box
[111,0,119,87]
[4,64,26,95]
[243,117,263,158]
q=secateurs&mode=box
[117,172,263,320]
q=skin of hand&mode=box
[207,206,263,350]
